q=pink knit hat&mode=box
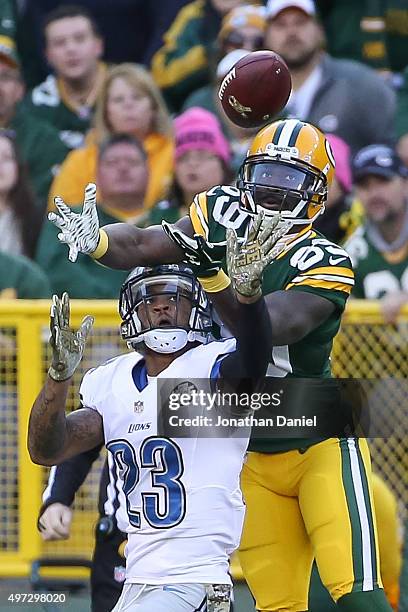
[326,133,352,193]
[174,107,231,164]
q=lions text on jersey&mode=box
[79,338,249,585]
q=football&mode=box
[218,50,292,128]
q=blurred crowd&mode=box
[0,0,405,319]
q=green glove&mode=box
[48,293,94,381]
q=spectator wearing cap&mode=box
[182,4,267,120]
[264,0,396,154]
[183,48,259,173]
[148,106,232,225]
[0,36,69,207]
[217,5,266,58]
[36,134,150,299]
[151,0,255,113]
[344,144,408,322]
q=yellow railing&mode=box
[0,300,406,577]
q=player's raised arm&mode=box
[28,293,103,466]
[215,214,284,381]
[48,183,192,269]
[165,213,336,346]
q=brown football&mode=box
[218,50,292,128]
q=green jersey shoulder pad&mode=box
[189,185,250,242]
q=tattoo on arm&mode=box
[64,409,104,457]
[28,377,103,466]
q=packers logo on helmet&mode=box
[237,119,335,225]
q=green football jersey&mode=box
[22,75,92,150]
[190,186,355,452]
[0,251,51,299]
[344,225,408,298]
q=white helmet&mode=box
[119,264,212,354]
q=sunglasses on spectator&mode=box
[223,31,264,50]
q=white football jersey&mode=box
[80,339,249,585]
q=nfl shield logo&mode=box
[114,565,126,583]
[134,400,144,413]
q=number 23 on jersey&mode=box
[107,437,186,529]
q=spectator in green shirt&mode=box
[151,0,251,113]
[0,1,17,48]
[36,134,151,299]
[317,0,408,76]
[0,250,51,298]
[22,4,106,151]
[344,144,408,320]
[0,38,69,206]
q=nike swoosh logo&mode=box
[329,256,348,265]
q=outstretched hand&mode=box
[48,183,100,262]
[48,293,94,381]
[226,213,292,300]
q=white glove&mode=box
[38,503,73,541]
[48,183,100,262]
[226,213,292,298]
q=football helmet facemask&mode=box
[119,264,212,354]
[237,119,335,225]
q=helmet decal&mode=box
[264,143,299,159]
[325,138,336,167]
